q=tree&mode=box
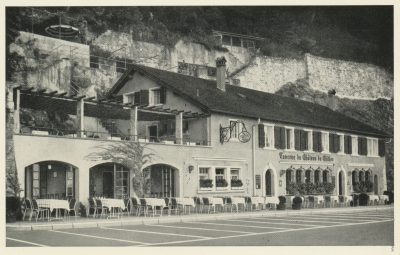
[86,141,154,197]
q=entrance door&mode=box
[265,170,272,196]
[148,125,158,142]
[339,171,343,195]
[103,171,114,198]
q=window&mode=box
[305,170,312,183]
[115,166,129,199]
[258,124,274,148]
[367,138,378,156]
[323,171,329,183]
[358,137,368,156]
[149,87,166,106]
[215,168,226,181]
[295,129,308,151]
[274,126,286,149]
[296,170,302,184]
[313,131,322,152]
[344,135,352,154]
[314,170,320,183]
[199,167,210,180]
[378,139,385,157]
[230,168,240,180]
[351,136,358,156]
[329,133,340,153]
[286,128,294,150]
[321,132,329,153]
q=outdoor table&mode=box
[368,195,380,205]
[145,198,167,216]
[264,196,279,204]
[231,197,246,212]
[175,197,195,214]
[100,198,125,217]
[36,199,69,220]
[379,195,389,203]
[209,197,224,213]
[251,196,265,210]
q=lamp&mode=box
[188,165,194,174]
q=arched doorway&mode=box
[374,175,379,195]
[314,170,321,183]
[265,169,272,196]
[338,171,345,195]
[89,163,129,198]
[24,161,78,199]
[143,164,178,197]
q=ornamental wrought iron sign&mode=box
[220,120,251,144]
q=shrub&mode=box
[6,197,22,222]
[277,196,286,210]
[324,183,335,194]
[231,179,243,187]
[292,196,302,210]
[216,179,228,188]
[383,191,394,204]
[199,179,213,188]
[79,202,87,217]
[351,194,359,206]
[353,181,374,193]
[359,193,369,206]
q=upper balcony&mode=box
[12,86,211,147]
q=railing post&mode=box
[76,98,85,137]
[129,106,138,141]
[175,112,183,145]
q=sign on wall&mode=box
[279,152,334,162]
[255,175,261,189]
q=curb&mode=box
[6,205,393,231]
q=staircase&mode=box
[99,119,129,140]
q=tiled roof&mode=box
[108,64,389,138]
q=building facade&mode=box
[10,57,388,204]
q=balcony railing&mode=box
[19,126,211,146]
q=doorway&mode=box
[265,169,272,196]
[339,171,344,195]
[148,125,158,142]
[102,171,114,198]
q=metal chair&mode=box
[244,197,252,211]
[223,197,233,212]
[95,199,109,218]
[308,196,315,208]
[193,197,203,214]
[87,198,97,218]
[130,197,140,216]
[202,197,214,214]
[67,198,77,219]
[31,199,50,222]
[21,198,33,221]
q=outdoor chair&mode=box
[308,196,315,208]
[21,198,32,221]
[324,196,331,208]
[339,196,345,207]
[95,199,109,218]
[67,198,77,219]
[130,197,140,216]
[123,198,130,216]
[193,197,203,214]
[88,198,97,217]
[223,197,233,212]
[139,198,152,217]
[170,198,181,215]
[202,197,214,214]
[31,199,50,222]
[244,197,252,211]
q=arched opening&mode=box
[374,175,379,195]
[338,171,345,195]
[89,163,129,198]
[314,170,321,183]
[323,170,329,183]
[286,169,292,187]
[365,171,371,182]
[295,169,302,184]
[359,171,365,182]
[305,170,312,183]
[24,161,78,199]
[143,164,179,197]
[265,169,273,196]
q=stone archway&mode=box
[89,162,129,198]
[143,164,179,197]
[265,169,273,196]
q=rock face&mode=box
[276,79,394,191]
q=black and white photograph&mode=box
[3,1,397,252]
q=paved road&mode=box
[6,208,393,246]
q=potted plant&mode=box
[277,196,286,210]
[383,190,394,204]
[292,196,303,210]
[199,179,213,190]
[359,193,369,206]
[231,179,243,189]
[216,179,229,189]
[6,197,22,223]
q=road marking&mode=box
[185,221,289,230]
[6,237,48,247]
[149,224,254,234]
[102,226,211,239]
[277,215,373,222]
[49,229,149,245]
[226,219,324,227]
[306,213,393,220]
[252,216,349,224]
[139,218,393,246]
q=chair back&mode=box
[69,198,76,210]
[164,197,170,206]
[171,198,178,206]
[202,197,210,205]
[32,199,39,210]
[95,199,102,207]
[88,197,96,208]
[131,197,139,206]
[25,198,32,209]
[226,197,232,204]
[124,198,130,208]
[140,198,147,206]
[339,195,345,203]
[325,196,331,202]
[308,196,315,203]
[193,197,202,205]
[245,196,252,203]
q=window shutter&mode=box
[334,134,340,153]
[300,130,307,151]
[140,89,149,106]
[274,126,281,149]
[160,87,167,104]
[313,131,320,152]
[329,133,334,153]
[258,124,265,148]
[344,135,352,154]
[280,127,286,149]
[378,139,385,157]
[134,92,140,105]
[363,137,368,155]
[358,137,362,155]
[295,129,301,150]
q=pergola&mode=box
[13,86,210,144]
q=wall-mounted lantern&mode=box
[188,165,194,174]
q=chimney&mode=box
[216,56,227,91]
